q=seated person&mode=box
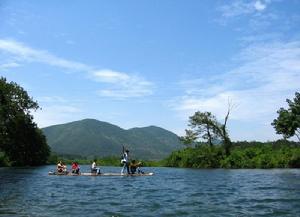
[71,162,80,174]
[57,161,67,173]
[129,160,144,174]
[91,160,101,174]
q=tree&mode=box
[4,113,50,166]
[215,101,233,156]
[181,111,219,147]
[272,92,300,141]
[180,129,198,147]
[0,77,50,166]
[181,101,233,155]
[0,77,39,146]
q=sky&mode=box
[0,0,300,141]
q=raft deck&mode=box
[48,172,154,176]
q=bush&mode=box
[0,152,10,167]
[163,140,300,169]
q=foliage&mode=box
[181,108,233,155]
[215,108,232,156]
[272,92,300,141]
[47,153,120,166]
[164,145,224,168]
[142,160,165,167]
[0,77,50,166]
[0,152,10,166]
[47,153,165,167]
[181,111,220,147]
[164,140,300,169]
[46,140,300,169]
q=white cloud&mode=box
[0,39,90,71]
[219,1,253,17]
[34,105,82,128]
[0,62,20,70]
[91,69,154,98]
[0,38,154,99]
[172,40,300,140]
[92,69,130,83]
[97,84,153,99]
[219,0,269,18]
[254,1,267,11]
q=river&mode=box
[0,166,300,217]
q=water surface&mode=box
[0,166,300,216]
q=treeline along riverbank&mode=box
[165,92,300,169]
[164,140,300,169]
[46,154,161,167]
[45,140,300,169]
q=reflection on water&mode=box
[0,166,300,217]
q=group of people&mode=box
[121,148,144,175]
[56,146,143,175]
[56,160,100,175]
[57,161,82,174]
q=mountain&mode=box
[42,119,182,160]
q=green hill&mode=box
[42,119,182,160]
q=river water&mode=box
[0,166,300,217]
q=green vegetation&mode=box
[0,152,9,166]
[47,153,165,167]
[164,140,300,168]
[42,119,182,160]
[168,93,300,169]
[181,102,233,155]
[0,77,50,166]
[272,92,300,141]
[181,111,219,147]
[47,153,121,166]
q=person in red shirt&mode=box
[71,162,80,174]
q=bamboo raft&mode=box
[48,171,154,176]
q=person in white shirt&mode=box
[91,160,101,174]
[121,149,130,174]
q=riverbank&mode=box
[46,154,164,167]
[46,140,300,169]
[2,140,299,169]
[164,140,300,169]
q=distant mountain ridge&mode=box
[42,119,182,160]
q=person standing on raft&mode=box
[121,146,130,174]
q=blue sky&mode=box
[0,0,300,141]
